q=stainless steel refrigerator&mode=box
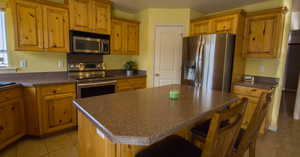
[181,33,236,92]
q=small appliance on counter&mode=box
[70,30,110,55]
[0,82,16,87]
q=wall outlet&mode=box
[19,60,27,68]
[259,65,265,73]
[58,60,64,68]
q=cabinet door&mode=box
[212,15,238,34]
[42,93,76,134]
[69,0,92,32]
[92,0,111,34]
[190,20,210,35]
[244,14,281,58]
[125,22,139,55]
[43,6,69,52]
[13,1,43,51]
[111,19,124,55]
[0,99,25,145]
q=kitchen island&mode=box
[73,85,239,157]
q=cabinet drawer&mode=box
[40,84,75,96]
[128,77,146,89]
[117,79,133,92]
[232,86,267,97]
[0,88,22,104]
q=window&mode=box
[0,10,8,66]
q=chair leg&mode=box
[249,140,256,157]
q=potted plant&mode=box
[124,60,137,76]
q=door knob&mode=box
[155,73,160,77]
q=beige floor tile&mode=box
[16,138,48,157]
[48,145,78,157]
[45,133,74,153]
[0,145,17,157]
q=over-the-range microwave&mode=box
[70,30,110,54]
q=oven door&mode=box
[73,36,101,53]
[77,80,117,98]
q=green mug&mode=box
[169,90,180,100]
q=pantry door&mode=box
[154,25,184,87]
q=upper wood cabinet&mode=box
[69,0,91,32]
[69,0,111,35]
[190,11,243,35]
[13,0,44,51]
[190,20,210,35]
[243,8,286,58]
[12,0,69,52]
[111,18,139,55]
[43,6,69,52]
[211,15,238,34]
[111,19,124,55]
[0,88,25,150]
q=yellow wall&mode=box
[135,8,191,87]
[2,0,136,72]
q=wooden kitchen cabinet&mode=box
[13,0,44,51]
[243,8,286,58]
[211,15,238,34]
[190,20,210,35]
[42,93,76,134]
[232,85,273,135]
[190,10,243,35]
[69,0,111,35]
[11,0,69,52]
[111,19,124,55]
[0,88,25,150]
[111,18,140,55]
[116,77,146,92]
[43,5,69,52]
[23,83,76,136]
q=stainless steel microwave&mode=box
[70,30,110,54]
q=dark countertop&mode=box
[233,75,279,90]
[73,85,239,146]
[0,70,146,87]
[233,81,278,90]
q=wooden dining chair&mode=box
[135,98,248,157]
[231,92,272,157]
[190,92,272,157]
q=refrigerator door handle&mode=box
[195,37,205,87]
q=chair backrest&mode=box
[234,92,272,156]
[202,98,248,157]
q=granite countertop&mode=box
[73,85,239,146]
[233,76,279,90]
[0,70,146,87]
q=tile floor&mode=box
[0,114,300,157]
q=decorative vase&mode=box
[126,70,134,76]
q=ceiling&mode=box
[111,0,269,13]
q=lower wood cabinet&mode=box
[24,83,76,136]
[0,88,25,150]
[232,85,273,134]
[116,77,146,92]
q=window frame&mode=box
[0,8,8,67]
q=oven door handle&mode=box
[78,80,117,87]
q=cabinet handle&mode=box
[250,89,257,92]
[11,106,15,111]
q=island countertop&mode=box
[73,85,239,146]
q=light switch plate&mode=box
[259,66,265,72]
[58,60,64,67]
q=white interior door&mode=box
[154,25,184,87]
